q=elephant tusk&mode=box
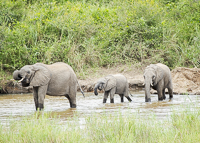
[150,81,153,86]
[18,77,25,83]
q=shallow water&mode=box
[0,91,199,124]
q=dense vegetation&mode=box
[0,106,200,142]
[0,0,200,73]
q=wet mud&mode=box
[0,91,199,124]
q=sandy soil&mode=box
[171,67,200,94]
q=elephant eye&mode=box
[27,71,30,74]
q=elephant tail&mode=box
[77,81,85,98]
[129,90,134,97]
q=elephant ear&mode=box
[104,75,116,91]
[155,65,164,84]
[30,64,51,87]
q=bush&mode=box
[0,0,200,72]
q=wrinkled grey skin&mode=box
[13,62,82,110]
[94,74,132,103]
[144,63,173,102]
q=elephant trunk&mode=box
[13,70,22,80]
[13,70,30,87]
[94,83,99,96]
[144,79,151,102]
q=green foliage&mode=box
[0,0,200,72]
[0,0,25,27]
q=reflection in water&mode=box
[0,91,199,124]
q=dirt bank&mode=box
[1,66,200,95]
[171,67,200,95]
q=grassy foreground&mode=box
[0,106,200,143]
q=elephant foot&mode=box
[145,98,151,102]
[36,103,44,111]
[35,106,38,111]
[71,104,76,108]
[110,99,114,103]
[36,108,42,111]
[126,97,132,102]
[169,96,173,101]
[103,98,107,103]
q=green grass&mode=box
[1,105,200,143]
[0,112,86,143]
[0,0,200,73]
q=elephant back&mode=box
[104,75,116,91]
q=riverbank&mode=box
[1,65,200,95]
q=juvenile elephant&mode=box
[143,63,173,102]
[13,62,84,110]
[94,74,132,103]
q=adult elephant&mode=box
[13,62,84,110]
[143,63,173,102]
[94,74,132,103]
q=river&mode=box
[0,91,199,125]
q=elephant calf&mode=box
[94,74,132,103]
[13,62,84,110]
[143,63,173,102]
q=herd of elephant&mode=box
[13,62,173,111]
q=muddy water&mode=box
[0,91,199,124]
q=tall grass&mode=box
[0,0,200,72]
[0,112,86,143]
[1,106,200,142]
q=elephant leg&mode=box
[70,96,76,108]
[124,89,132,102]
[103,91,109,103]
[168,82,173,99]
[168,88,173,99]
[110,98,114,103]
[33,87,39,111]
[126,96,132,102]
[110,88,115,103]
[157,88,163,101]
[37,85,47,110]
[168,87,173,99]
[66,90,77,108]
[157,81,165,101]
[162,89,166,100]
[119,94,124,102]
[65,95,72,107]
